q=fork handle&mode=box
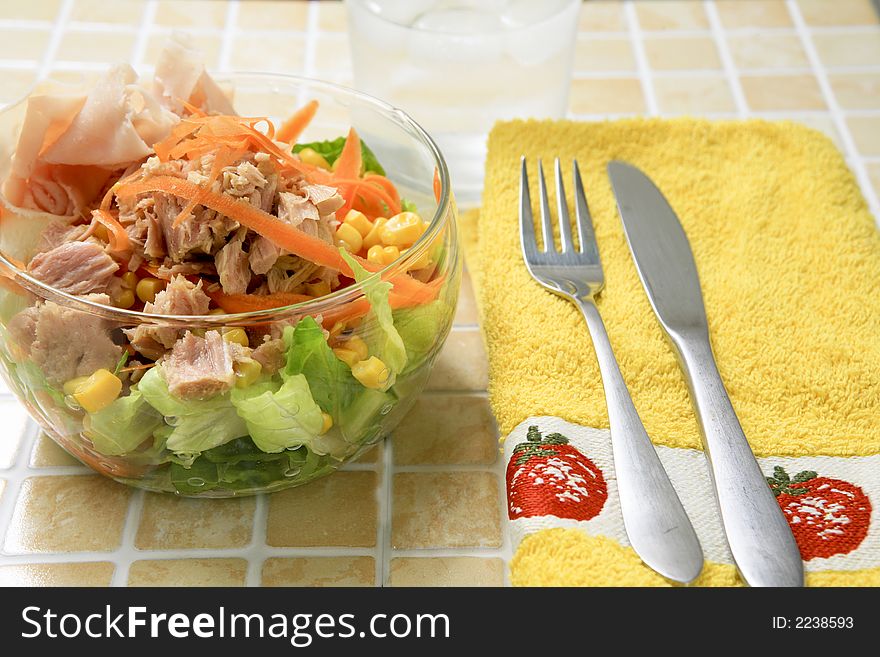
[575,297,704,584]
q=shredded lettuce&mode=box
[230,374,324,453]
[83,389,164,456]
[292,137,386,175]
[137,367,248,454]
[392,300,450,372]
[340,250,407,388]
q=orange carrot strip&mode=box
[172,145,246,228]
[208,290,314,313]
[433,167,442,203]
[277,99,319,145]
[92,209,130,254]
[364,173,401,209]
[333,127,362,180]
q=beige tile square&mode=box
[568,78,646,114]
[393,395,497,466]
[313,35,352,73]
[30,433,81,467]
[354,443,382,464]
[454,268,478,325]
[426,330,489,391]
[0,29,51,61]
[154,0,229,28]
[262,557,375,586]
[636,0,710,30]
[389,557,505,587]
[716,0,793,28]
[3,1,62,21]
[392,471,501,548]
[229,34,306,74]
[798,0,878,26]
[236,0,309,30]
[318,1,349,32]
[136,494,255,549]
[55,30,134,63]
[6,475,131,552]
[70,0,147,24]
[0,562,114,586]
[814,31,880,67]
[144,33,223,70]
[574,37,636,72]
[128,559,248,586]
[740,74,825,110]
[847,116,880,155]
[867,162,880,198]
[0,400,28,469]
[829,73,880,109]
[0,69,38,106]
[644,36,721,70]
[579,1,627,31]
[267,471,377,547]
[727,34,809,70]
[653,76,736,113]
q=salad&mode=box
[0,38,457,495]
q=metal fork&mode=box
[519,157,704,584]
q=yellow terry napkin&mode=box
[461,118,880,586]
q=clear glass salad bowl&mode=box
[0,73,460,496]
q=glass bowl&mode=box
[0,73,460,496]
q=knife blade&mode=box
[607,160,804,588]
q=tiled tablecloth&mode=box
[0,0,878,587]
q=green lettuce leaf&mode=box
[283,315,358,417]
[392,300,451,371]
[138,367,248,455]
[292,137,385,175]
[400,198,418,214]
[340,250,407,387]
[230,374,323,453]
[83,390,164,456]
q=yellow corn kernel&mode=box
[344,335,369,361]
[136,277,165,304]
[121,271,138,289]
[223,328,250,348]
[343,209,373,237]
[93,224,109,242]
[112,289,136,309]
[351,356,390,390]
[362,217,387,250]
[378,212,426,247]
[63,376,90,396]
[298,147,330,170]
[209,307,227,315]
[234,358,263,388]
[72,369,122,413]
[305,280,331,297]
[335,222,363,253]
[402,246,433,271]
[328,321,346,340]
[367,244,400,266]
[320,412,333,435]
[332,347,360,368]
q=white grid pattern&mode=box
[0,0,878,587]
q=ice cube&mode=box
[363,0,439,26]
[412,7,503,34]
[500,0,570,29]
[503,0,579,66]
[408,8,504,62]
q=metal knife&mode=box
[607,160,804,587]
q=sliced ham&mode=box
[162,330,244,400]
[153,34,236,116]
[27,241,119,295]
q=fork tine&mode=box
[554,158,574,253]
[573,160,599,260]
[519,157,539,260]
[537,159,555,252]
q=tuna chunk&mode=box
[124,275,210,358]
[301,183,344,216]
[27,241,118,295]
[35,220,89,255]
[215,235,250,295]
[278,192,319,226]
[248,235,281,275]
[162,330,240,400]
[252,337,286,375]
[155,193,214,261]
[10,297,123,386]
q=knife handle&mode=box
[576,298,704,584]
[672,332,804,587]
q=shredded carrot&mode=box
[277,99,319,145]
[92,209,130,254]
[179,98,207,117]
[333,127,362,180]
[364,173,401,209]
[433,167,442,204]
[172,145,246,228]
[208,290,314,313]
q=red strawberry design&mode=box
[506,426,607,521]
[767,466,872,561]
